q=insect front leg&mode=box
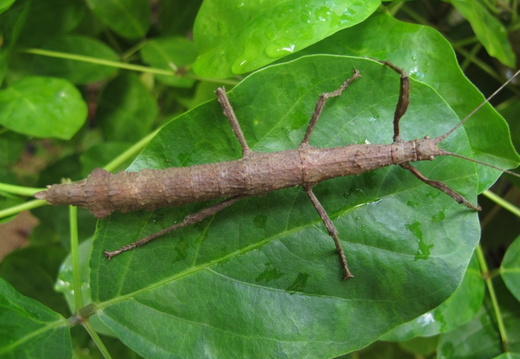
[304,185,354,280]
[299,69,361,148]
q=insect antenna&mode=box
[435,67,520,144]
[434,67,520,177]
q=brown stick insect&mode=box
[35,58,520,280]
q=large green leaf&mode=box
[0,278,72,358]
[192,0,381,77]
[86,55,506,358]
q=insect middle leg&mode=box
[298,70,362,279]
[216,87,253,157]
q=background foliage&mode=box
[0,0,519,358]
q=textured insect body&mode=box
[35,62,519,279]
[36,139,441,219]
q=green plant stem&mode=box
[103,128,161,172]
[482,190,520,217]
[451,45,503,82]
[19,48,238,85]
[460,43,483,71]
[0,182,44,196]
[68,207,111,357]
[82,320,112,359]
[475,245,509,352]
[0,199,46,219]
[69,206,83,311]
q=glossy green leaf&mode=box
[96,73,158,142]
[437,278,520,358]
[140,37,198,87]
[87,55,508,358]
[84,0,150,39]
[193,0,381,77]
[383,254,485,340]
[0,77,87,139]
[0,278,72,358]
[295,13,520,191]
[446,0,516,67]
[24,35,119,84]
[502,236,520,302]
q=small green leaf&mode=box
[0,246,68,316]
[437,278,520,358]
[18,0,86,46]
[0,278,72,358]
[0,0,30,83]
[96,73,158,142]
[446,0,516,67]
[193,0,380,77]
[502,236,520,302]
[84,0,150,39]
[0,77,87,139]
[140,37,198,88]
[25,35,119,84]
[0,0,16,16]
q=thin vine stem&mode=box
[19,48,239,86]
[69,206,112,357]
[82,320,112,359]
[69,205,83,311]
[475,245,509,352]
[482,190,520,217]
[0,199,46,219]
